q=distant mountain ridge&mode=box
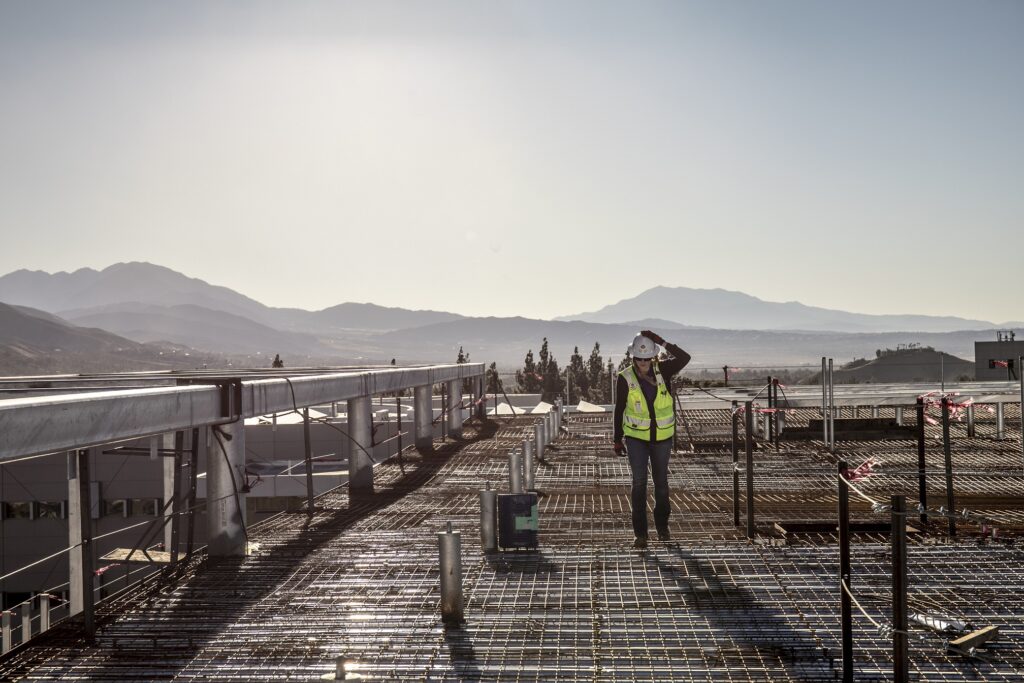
[0,262,465,333]
[557,285,1020,333]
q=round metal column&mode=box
[535,421,545,460]
[480,486,497,551]
[523,438,534,491]
[447,380,463,439]
[414,385,434,452]
[208,420,247,557]
[347,395,374,490]
[438,523,464,623]
[509,449,523,494]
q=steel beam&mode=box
[0,364,484,462]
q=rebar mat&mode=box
[2,413,1023,681]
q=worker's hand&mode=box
[613,440,624,457]
[640,329,665,345]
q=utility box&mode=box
[497,493,538,550]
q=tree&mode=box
[534,338,565,403]
[485,362,502,393]
[567,346,588,404]
[585,342,606,403]
[456,346,472,393]
[617,348,633,372]
[515,349,542,393]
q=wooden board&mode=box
[100,548,183,564]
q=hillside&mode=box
[0,302,223,374]
[557,285,1018,333]
[831,348,975,383]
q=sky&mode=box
[1,1,1021,322]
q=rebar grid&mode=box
[1,411,1022,681]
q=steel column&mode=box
[67,448,95,635]
[916,398,927,525]
[446,380,462,439]
[207,420,247,557]
[162,432,176,551]
[892,495,909,683]
[438,523,464,623]
[523,438,535,491]
[838,461,853,683]
[347,395,373,490]
[303,408,315,513]
[942,398,956,537]
[732,401,740,527]
[996,402,1005,440]
[744,401,755,539]
[414,385,433,452]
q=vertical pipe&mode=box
[523,438,534,491]
[892,495,909,683]
[941,398,956,537]
[207,420,247,557]
[871,406,879,419]
[438,522,464,623]
[732,401,740,527]
[1020,356,1024,461]
[744,401,755,540]
[396,396,403,455]
[996,402,1005,440]
[838,461,853,683]
[347,395,373,490]
[447,379,463,439]
[440,383,447,441]
[767,376,775,445]
[916,398,927,525]
[966,404,975,439]
[534,421,545,461]
[479,485,497,552]
[303,408,315,514]
[509,450,523,494]
[39,594,50,633]
[414,385,433,451]
[895,406,903,426]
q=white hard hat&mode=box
[629,333,657,359]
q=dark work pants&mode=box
[624,436,672,538]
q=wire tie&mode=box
[872,502,890,514]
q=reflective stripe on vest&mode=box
[620,365,675,441]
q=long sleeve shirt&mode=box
[613,341,691,443]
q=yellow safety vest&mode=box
[620,365,675,441]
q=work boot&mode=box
[633,536,648,549]
[657,529,671,542]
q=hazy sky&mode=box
[1,1,1021,322]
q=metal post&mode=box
[1,611,9,654]
[744,401,755,540]
[440,383,447,441]
[539,418,548,449]
[942,398,956,537]
[509,449,523,494]
[168,430,184,565]
[396,396,403,455]
[838,461,853,683]
[996,401,1005,440]
[534,421,545,461]
[1020,356,1024,460]
[523,438,534,491]
[916,398,927,525]
[414,385,433,451]
[732,401,740,527]
[67,448,95,635]
[871,406,879,419]
[821,357,828,444]
[476,376,486,419]
[895,406,903,426]
[767,376,775,445]
[39,594,50,633]
[347,395,373,490]
[302,408,315,513]
[892,495,909,683]
[162,432,176,552]
[480,484,497,552]
[185,427,201,561]
[208,420,247,557]
[438,522,464,623]
[20,602,31,644]
[447,380,463,439]
[966,403,975,438]
[828,359,836,452]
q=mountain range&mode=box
[0,262,1019,373]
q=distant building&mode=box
[974,331,1024,381]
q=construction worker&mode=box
[613,330,691,548]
